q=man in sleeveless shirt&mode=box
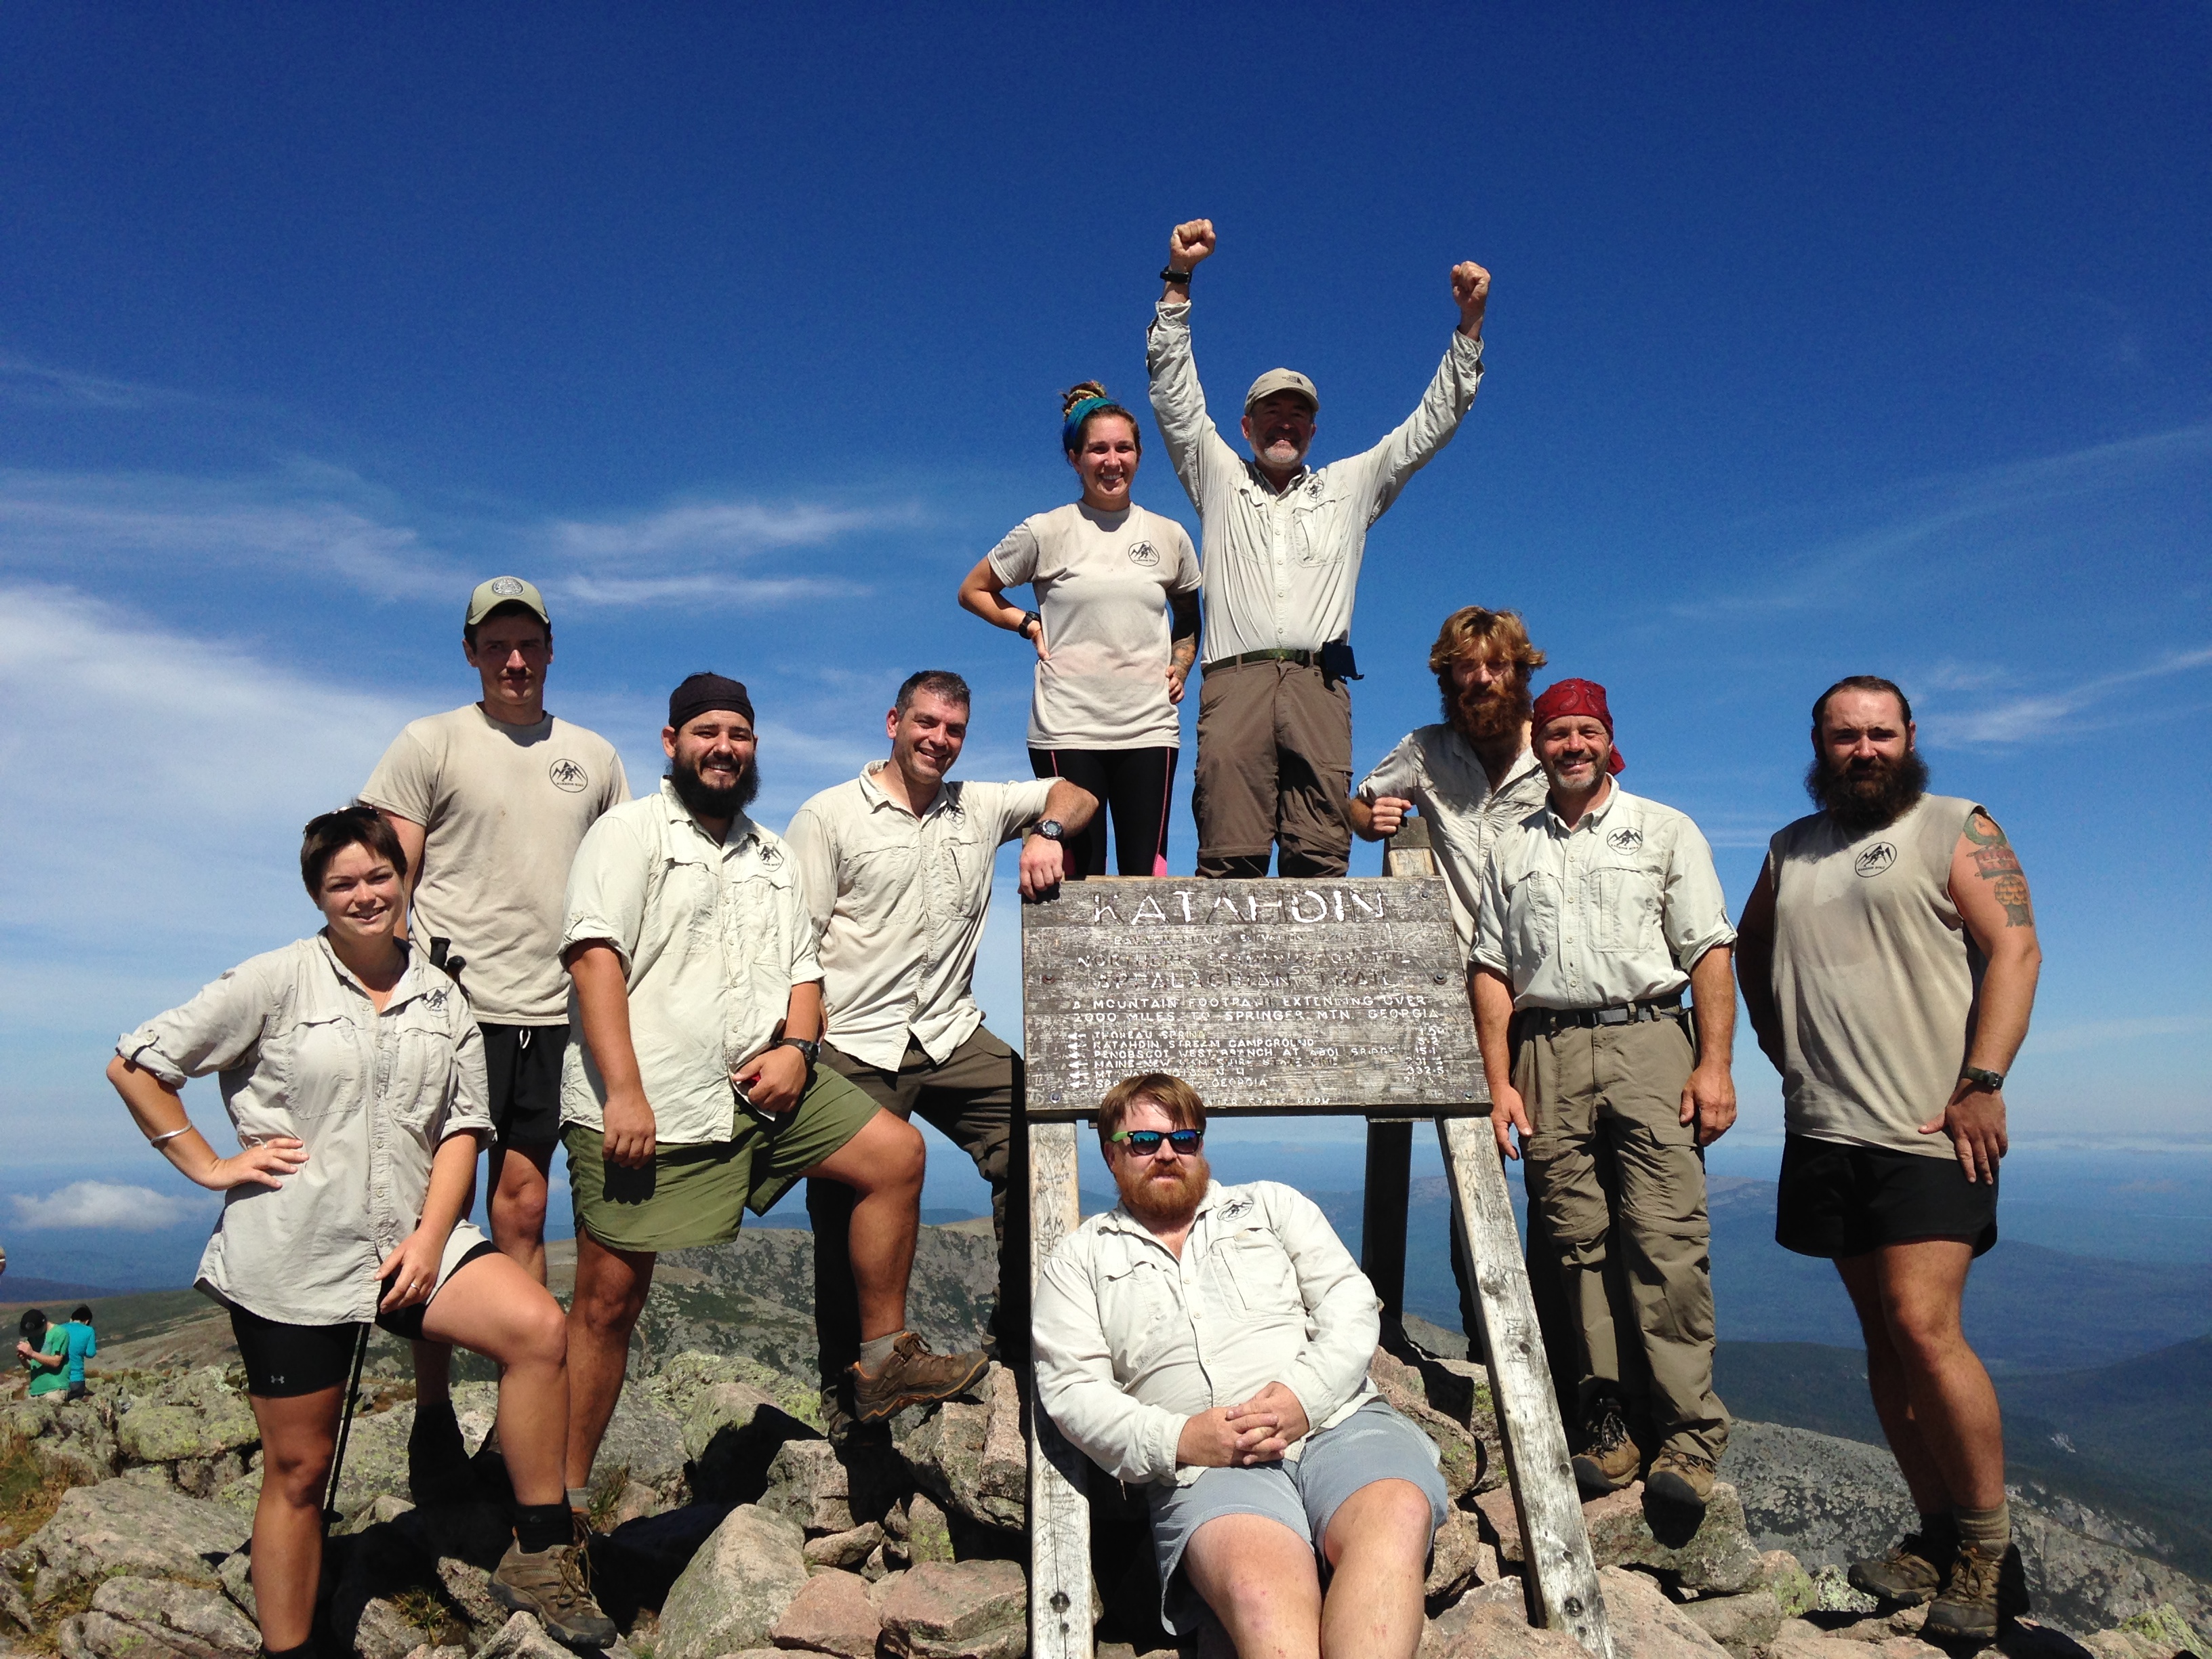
[1737,676,2041,1643]
[1473,679,1738,1515]
[361,576,629,1503]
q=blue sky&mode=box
[3,3,2209,1248]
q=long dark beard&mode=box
[1119,1153,1210,1229]
[1806,747,1928,837]
[1446,676,1532,745]
[668,758,762,819]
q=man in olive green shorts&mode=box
[558,674,987,1517]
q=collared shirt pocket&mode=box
[1094,1253,1177,1386]
[1506,869,1562,967]
[1215,1228,1303,1319]
[1592,859,1666,954]
[1288,485,1349,568]
[934,821,990,919]
[280,1012,362,1119]
[385,1012,459,1138]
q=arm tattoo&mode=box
[1967,814,2034,924]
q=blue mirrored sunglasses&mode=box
[1111,1128,1205,1155]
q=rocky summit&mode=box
[3,1225,2207,1659]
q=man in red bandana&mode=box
[1470,678,1739,1514]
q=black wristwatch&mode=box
[1160,266,1192,285]
[1959,1066,2005,1092]
[1031,819,1064,842]
[1019,610,1042,640]
[777,1038,821,1067]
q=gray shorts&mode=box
[1147,1397,1450,1635]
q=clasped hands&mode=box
[1176,1380,1311,1469]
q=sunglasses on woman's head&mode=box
[1111,1128,1204,1155]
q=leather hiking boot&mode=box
[850,1332,989,1423]
[1571,1403,1640,1499]
[1923,1541,2010,1643]
[490,1540,617,1650]
[1849,1525,1954,1606]
[1645,1448,1717,1511]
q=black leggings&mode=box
[1029,747,1179,878]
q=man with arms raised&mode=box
[559,674,987,1517]
[1737,676,2041,1643]
[1149,218,1492,878]
[360,576,627,1501]
[785,670,1096,1426]
[1034,1073,1448,1659]
[1474,679,1737,1511]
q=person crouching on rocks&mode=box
[106,806,615,1658]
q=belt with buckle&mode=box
[1514,994,1685,1038]
[1206,648,1319,672]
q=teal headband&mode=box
[1062,396,1116,452]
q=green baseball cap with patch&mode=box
[465,575,551,628]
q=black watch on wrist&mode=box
[1019,610,1042,640]
[1959,1065,2004,1092]
[1160,266,1192,285]
[778,1038,821,1067]
[1031,819,1064,842]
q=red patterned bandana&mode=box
[1530,678,1626,775]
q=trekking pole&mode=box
[321,1322,372,1530]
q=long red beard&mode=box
[1118,1155,1211,1227]
[1449,679,1532,744]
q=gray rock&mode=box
[474,1612,576,1659]
[216,1552,255,1623]
[877,1559,1027,1659]
[18,1480,247,1604]
[893,1494,956,1566]
[1595,1566,1732,1659]
[1372,1347,1498,1502]
[770,1568,884,1659]
[56,1576,259,1659]
[804,1521,886,1569]
[655,1504,811,1659]
[400,1647,469,1659]
[1580,1481,1765,1595]
[432,1557,511,1641]
[762,1439,855,1534]
[350,1597,434,1659]
[892,1366,1021,1534]
[1808,1565,1879,1615]
[1422,1601,1586,1659]
[2,1399,120,1487]
[1676,1588,1784,1656]
[1427,1509,1492,1606]
[681,1380,820,1506]
[115,1369,259,1468]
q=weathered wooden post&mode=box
[1020,873,1611,1659]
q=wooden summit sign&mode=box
[1020,875,1483,1117]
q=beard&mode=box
[1446,675,1532,746]
[1805,747,1928,836]
[668,756,762,819]
[1117,1152,1210,1229]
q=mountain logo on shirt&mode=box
[1855,842,1898,878]
[1126,540,1160,567]
[548,758,589,793]
[422,986,449,1011]
[1606,827,1643,853]
[1219,1197,1252,1221]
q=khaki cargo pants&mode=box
[1193,659,1353,879]
[808,1027,1023,1382]
[1516,1012,1729,1462]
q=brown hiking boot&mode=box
[1849,1524,1954,1606]
[1644,1448,1717,1511]
[1571,1402,1641,1499]
[490,1539,617,1650]
[1923,1540,2008,1643]
[850,1332,989,1423]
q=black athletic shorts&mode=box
[1774,1132,1998,1260]
[227,1241,501,1395]
[480,1022,567,1148]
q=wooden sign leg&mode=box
[1361,1120,1413,1338]
[1437,1116,1614,1659]
[1027,1120,1093,1659]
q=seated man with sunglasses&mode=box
[1033,1073,1448,1659]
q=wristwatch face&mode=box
[1036,819,1063,841]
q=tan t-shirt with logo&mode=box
[988,502,1200,750]
[361,705,629,1025]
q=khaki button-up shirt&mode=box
[117,935,492,1326]
[784,765,1052,1072]
[1360,730,1549,956]
[1146,300,1486,664]
[1474,782,1736,1010]
[1032,1179,1382,1488]
[560,781,820,1146]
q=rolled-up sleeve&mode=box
[992,778,1057,847]
[985,520,1042,588]
[1662,819,1738,970]
[1473,855,1513,978]
[1355,331,1486,523]
[562,813,649,972]
[1145,301,1239,512]
[1262,1185,1381,1429]
[1033,1242,1186,1486]
[441,1015,493,1141]
[1359,733,1424,804]
[118,962,275,1086]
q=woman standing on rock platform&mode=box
[958,381,1201,876]
[106,806,615,1657]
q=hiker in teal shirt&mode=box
[61,1305,98,1400]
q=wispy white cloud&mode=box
[1924,642,2212,747]
[556,573,863,607]
[7,1181,205,1231]
[0,355,209,413]
[548,499,913,560]
[2030,1014,2212,1057]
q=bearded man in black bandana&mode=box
[1738,676,2044,1643]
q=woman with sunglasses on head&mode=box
[958,382,1202,877]
[106,806,614,1659]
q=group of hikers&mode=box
[81,220,2041,1659]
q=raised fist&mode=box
[1168,220,1216,272]
[1452,261,1490,331]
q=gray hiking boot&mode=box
[850,1332,989,1424]
[1849,1524,1954,1606]
[490,1539,617,1650]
